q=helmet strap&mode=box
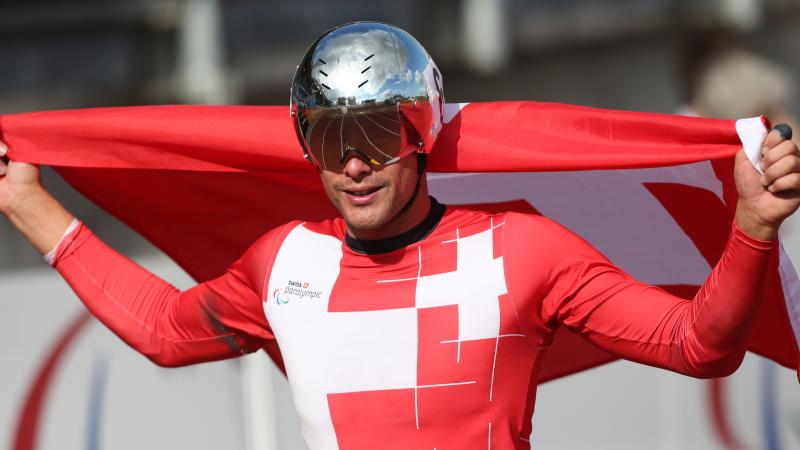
[416,152,427,175]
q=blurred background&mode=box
[1,0,800,449]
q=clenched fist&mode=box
[0,141,42,217]
[734,125,800,240]
[0,140,74,254]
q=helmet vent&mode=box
[364,53,375,61]
[319,70,328,77]
[360,66,371,74]
[357,80,368,88]
[321,83,331,90]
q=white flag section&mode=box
[430,166,719,285]
[737,116,770,175]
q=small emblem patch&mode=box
[272,280,323,305]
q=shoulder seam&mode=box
[500,212,541,351]
[259,221,305,302]
[256,221,306,333]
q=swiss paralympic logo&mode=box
[272,280,322,305]
[272,289,289,305]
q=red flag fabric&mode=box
[1,101,797,382]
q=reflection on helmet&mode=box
[290,22,444,168]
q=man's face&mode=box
[319,150,424,238]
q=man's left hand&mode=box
[734,126,800,240]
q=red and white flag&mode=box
[1,101,797,381]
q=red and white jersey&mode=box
[51,200,775,449]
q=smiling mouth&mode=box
[343,186,382,197]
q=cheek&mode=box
[318,172,339,201]
[394,166,419,197]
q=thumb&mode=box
[734,147,765,200]
[735,147,759,175]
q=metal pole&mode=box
[177,0,228,104]
[241,351,279,450]
[461,0,510,75]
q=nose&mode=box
[341,152,374,180]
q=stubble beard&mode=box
[339,187,407,233]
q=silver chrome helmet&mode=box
[290,22,444,169]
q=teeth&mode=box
[347,187,379,196]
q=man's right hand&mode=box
[0,140,75,256]
[0,141,43,217]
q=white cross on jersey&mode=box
[264,220,508,450]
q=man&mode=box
[1,22,799,449]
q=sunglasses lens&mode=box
[305,104,406,168]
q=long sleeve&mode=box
[504,212,777,378]
[51,221,285,367]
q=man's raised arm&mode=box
[0,141,277,367]
[505,127,800,377]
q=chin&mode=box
[342,207,391,232]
